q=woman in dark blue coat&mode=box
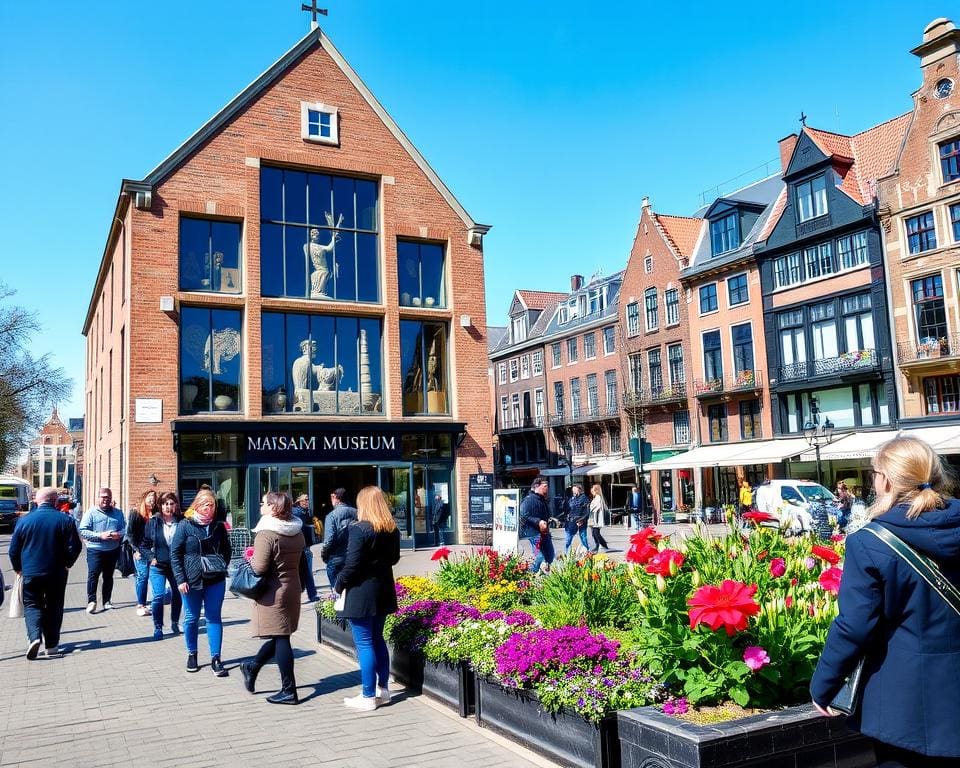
[811,436,960,767]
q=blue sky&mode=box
[0,1,949,419]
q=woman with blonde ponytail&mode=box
[811,436,960,766]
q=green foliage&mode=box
[530,554,639,629]
[423,619,516,677]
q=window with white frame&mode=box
[605,370,617,414]
[644,288,659,331]
[710,212,739,255]
[699,283,718,314]
[559,304,569,324]
[532,350,543,375]
[571,378,582,417]
[534,388,544,424]
[727,273,749,306]
[644,256,654,274]
[509,358,519,382]
[301,101,339,145]
[567,337,578,363]
[796,174,828,222]
[628,353,643,394]
[626,302,641,336]
[603,326,616,354]
[584,332,596,359]
[586,373,599,415]
[668,343,684,384]
[648,348,663,391]
[940,139,960,183]
[520,355,530,379]
[511,314,528,343]
[906,211,937,254]
[498,362,506,384]
[554,381,564,416]
[673,410,690,444]
[551,343,562,368]
[588,289,604,315]
[665,288,680,325]
[500,396,509,430]
[511,393,521,427]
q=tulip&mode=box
[656,574,667,593]
[691,570,701,587]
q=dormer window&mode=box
[301,101,339,145]
[710,213,739,256]
[559,305,569,324]
[577,294,587,317]
[588,288,604,315]
[796,174,828,222]
[511,314,528,343]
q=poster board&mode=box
[492,488,520,555]
[468,473,494,526]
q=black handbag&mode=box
[829,522,960,715]
[200,554,228,577]
[228,559,267,599]
[116,543,136,578]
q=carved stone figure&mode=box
[306,213,344,298]
[292,339,344,412]
[202,328,241,374]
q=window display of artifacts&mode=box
[401,322,448,414]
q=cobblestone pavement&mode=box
[0,535,548,768]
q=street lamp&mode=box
[803,398,835,486]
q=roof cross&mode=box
[301,0,328,28]
[799,111,808,127]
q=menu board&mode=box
[468,473,494,526]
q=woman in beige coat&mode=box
[240,491,304,705]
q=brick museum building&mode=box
[81,26,492,546]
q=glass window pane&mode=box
[334,316,360,413]
[211,220,241,293]
[179,218,210,291]
[332,176,356,230]
[286,226,309,298]
[356,233,379,303]
[261,223,285,297]
[398,241,420,305]
[333,231,358,302]
[284,170,307,224]
[359,317,383,413]
[401,320,424,415]
[286,313,311,411]
[181,307,209,414]
[308,173,332,227]
[421,243,445,307]
[356,179,378,231]
[260,167,283,222]
[310,315,337,414]
[210,309,242,411]
[261,313,286,411]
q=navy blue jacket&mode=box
[8,504,82,577]
[565,494,590,533]
[810,500,960,757]
[335,521,401,619]
[170,518,232,589]
[519,491,550,538]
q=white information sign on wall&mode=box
[134,398,163,423]
[492,488,520,555]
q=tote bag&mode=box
[8,573,23,619]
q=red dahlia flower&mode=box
[431,547,451,561]
[687,580,760,636]
[626,540,659,565]
[645,548,685,576]
[631,526,665,545]
[741,511,778,524]
[811,545,841,565]
[818,567,843,595]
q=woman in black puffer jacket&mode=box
[141,492,184,640]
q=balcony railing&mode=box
[778,349,879,383]
[499,415,545,433]
[623,381,688,407]
[897,335,959,365]
[547,404,621,427]
[694,370,764,399]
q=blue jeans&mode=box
[181,580,225,656]
[303,548,318,601]
[149,566,182,629]
[134,556,150,605]
[630,512,642,530]
[528,534,556,574]
[326,563,342,592]
[349,616,390,698]
[564,527,588,553]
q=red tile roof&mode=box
[516,289,566,311]
[654,214,703,258]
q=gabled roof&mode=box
[653,214,703,259]
[487,327,508,354]
[516,290,567,312]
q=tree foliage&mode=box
[0,283,72,470]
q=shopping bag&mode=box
[8,573,23,619]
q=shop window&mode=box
[261,312,383,415]
[180,307,242,414]
[260,166,378,302]
[401,321,449,415]
[398,240,445,309]
[179,217,242,293]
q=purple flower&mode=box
[743,645,771,672]
[493,626,621,687]
[662,696,689,715]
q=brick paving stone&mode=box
[0,535,544,768]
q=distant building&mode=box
[19,409,80,494]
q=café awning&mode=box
[797,429,900,461]
[589,457,637,475]
[645,439,809,470]
[898,425,960,455]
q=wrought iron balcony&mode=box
[694,370,763,399]
[622,381,688,407]
[777,349,879,383]
[547,404,620,426]
[498,415,545,433]
[897,335,959,365]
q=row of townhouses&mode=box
[490,18,960,515]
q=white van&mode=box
[753,479,837,534]
[0,475,32,531]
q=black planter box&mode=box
[390,646,475,717]
[617,704,874,768]
[317,613,356,657]
[474,675,620,768]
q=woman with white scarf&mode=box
[240,491,305,705]
[589,483,610,553]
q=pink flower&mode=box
[819,567,843,595]
[244,546,255,561]
[769,558,786,578]
[662,696,689,715]
[645,548,685,577]
[743,645,771,671]
[804,556,817,570]
[785,596,794,608]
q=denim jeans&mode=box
[326,563,342,592]
[302,548,318,601]
[148,566,182,629]
[86,548,120,604]
[349,615,390,698]
[133,555,150,605]
[22,571,68,647]
[563,527,589,554]
[528,534,555,574]
[181,579,225,656]
[630,512,642,531]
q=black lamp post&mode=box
[563,443,574,492]
[803,397,835,486]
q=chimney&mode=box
[778,134,798,173]
[570,274,584,291]
[641,196,651,211]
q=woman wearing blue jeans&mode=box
[126,490,158,616]
[141,492,184,639]
[170,489,231,677]
[334,486,401,711]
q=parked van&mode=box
[753,479,837,534]
[0,475,32,531]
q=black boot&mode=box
[266,687,299,705]
[211,655,228,678]
[241,661,259,693]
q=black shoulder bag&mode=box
[829,521,960,715]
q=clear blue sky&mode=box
[0,1,949,420]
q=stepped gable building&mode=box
[619,197,701,515]
[20,409,79,495]
[81,26,491,547]
[489,289,565,490]
[877,18,960,455]
[752,111,909,490]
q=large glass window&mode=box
[179,218,242,293]
[262,312,383,415]
[553,381,564,417]
[727,273,748,306]
[400,321,449,415]
[906,212,937,254]
[711,213,738,255]
[644,288,659,331]
[648,348,663,391]
[912,275,947,344]
[180,307,242,414]
[699,283,718,314]
[731,323,754,374]
[703,330,722,382]
[260,166,378,302]
[838,231,869,269]
[628,353,643,394]
[665,288,680,325]
[779,310,806,376]
[941,139,960,183]
[810,302,838,360]
[570,378,582,417]
[626,302,640,336]
[586,373,599,415]
[398,240,445,308]
[740,400,761,440]
[842,294,874,352]
[605,370,617,414]
[708,404,727,442]
[925,375,960,414]
[796,174,828,222]
[668,344,684,384]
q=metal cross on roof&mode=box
[301,0,328,28]
[799,111,808,127]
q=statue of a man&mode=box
[306,213,343,299]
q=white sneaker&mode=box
[86,602,96,614]
[376,686,392,704]
[103,602,114,611]
[136,606,149,617]
[343,694,378,711]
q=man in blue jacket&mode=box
[519,477,553,574]
[321,487,357,590]
[78,487,125,613]
[8,487,82,659]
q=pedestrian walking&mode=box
[8,487,82,659]
[336,486,401,711]
[588,484,609,553]
[170,488,232,676]
[431,494,450,546]
[321,487,357,589]
[241,491,305,705]
[519,477,554,574]
[126,489,158,617]
[626,485,643,531]
[811,436,960,766]
[78,488,125,613]
[564,485,590,555]
[738,479,753,519]
[292,493,319,602]
[141,491,183,640]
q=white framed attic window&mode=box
[301,101,339,145]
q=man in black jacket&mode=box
[564,484,590,554]
[519,477,553,574]
[293,494,319,602]
[8,487,83,659]
[321,488,357,590]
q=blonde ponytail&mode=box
[870,437,952,520]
